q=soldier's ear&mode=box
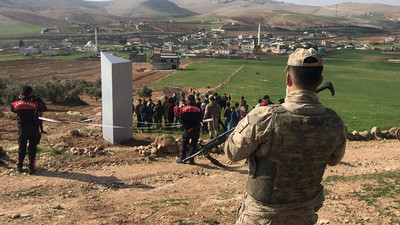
[318,75,324,86]
[286,73,292,86]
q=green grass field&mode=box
[151,50,400,131]
[0,54,30,61]
[149,59,245,88]
[0,53,99,61]
[0,24,42,37]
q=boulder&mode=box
[150,147,158,155]
[396,128,400,140]
[67,111,83,116]
[153,134,179,153]
[389,127,399,138]
[351,130,363,141]
[381,130,390,139]
[346,132,355,141]
[371,127,382,139]
[359,130,374,140]
[70,130,80,137]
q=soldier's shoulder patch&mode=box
[238,117,249,133]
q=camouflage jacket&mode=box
[224,90,346,214]
[204,100,221,119]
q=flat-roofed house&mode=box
[151,53,180,70]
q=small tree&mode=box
[19,40,25,48]
[137,86,152,98]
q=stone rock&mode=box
[70,130,80,137]
[381,130,390,139]
[55,142,69,149]
[351,130,363,141]
[67,111,83,116]
[11,214,21,219]
[150,147,158,155]
[359,130,374,140]
[153,135,179,153]
[346,132,355,141]
[389,127,399,138]
[53,205,64,210]
[371,127,382,139]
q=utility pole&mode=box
[335,4,338,17]
[258,23,261,46]
[95,27,98,52]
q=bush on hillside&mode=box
[0,76,102,106]
[137,86,153,98]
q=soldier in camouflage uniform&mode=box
[204,96,222,139]
[224,48,346,225]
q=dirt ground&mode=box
[0,59,400,225]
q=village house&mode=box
[151,53,180,70]
[20,47,40,56]
[41,27,60,34]
[129,51,147,62]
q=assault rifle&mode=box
[181,129,234,168]
[183,82,335,168]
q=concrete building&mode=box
[151,53,180,70]
[129,51,147,62]
[83,41,98,52]
[42,48,60,56]
[41,27,59,34]
[20,47,40,56]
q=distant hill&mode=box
[101,0,197,18]
[0,0,399,31]
[318,2,400,17]
[0,0,119,26]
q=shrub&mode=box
[161,84,182,98]
[137,86,153,98]
[0,76,102,106]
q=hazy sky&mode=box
[84,0,400,5]
[282,0,400,6]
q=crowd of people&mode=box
[132,91,276,136]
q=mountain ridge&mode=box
[0,0,399,28]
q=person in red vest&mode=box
[260,95,274,106]
[11,86,47,174]
[173,102,181,130]
[176,94,202,165]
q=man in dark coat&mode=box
[176,94,202,165]
[164,97,175,130]
[11,86,47,174]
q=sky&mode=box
[282,0,400,6]
[83,0,400,6]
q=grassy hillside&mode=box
[140,0,197,17]
[150,50,400,131]
[322,49,400,132]
[0,24,42,37]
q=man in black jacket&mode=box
[11,86,47,174]
[176,94,202,165]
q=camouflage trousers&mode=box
[234,193,322,225]
[235,210,318,225]
[208,117,219,139]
